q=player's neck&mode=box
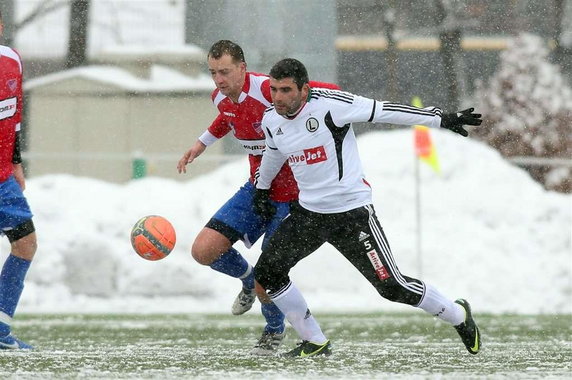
[284,100,307,119]
[228,88,242,103]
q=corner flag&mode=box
[412,97,440,173]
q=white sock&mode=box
[270,282,327,344]
[417,283,465,326]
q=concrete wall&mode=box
[26,81,220,183]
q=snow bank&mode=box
[3,130,569,315]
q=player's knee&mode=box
[376,278,419,306]
[10,230,37,260]
[190,242,217,266]
[253,263,270,289]
[191,228,232,266]
[254,262,289,295]
[254,262,277,292]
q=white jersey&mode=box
[255,88,443,213]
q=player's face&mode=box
[269,77,309,116]
[208,54,246,102]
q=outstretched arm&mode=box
[177,139,207,174]
[177,113,231,173]
[328,91,482,136]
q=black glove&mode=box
[440,108,482,137]
[253,189,276,221]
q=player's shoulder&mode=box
[211,88,229,107]
[0,45,23,68]
[0,45,21,58]
[211,87,220,101]
[248,71,269,79]
[310,87,355,105]
[262,105,279,127]
[247,72,272,104]
[248,72,270,88]
[263,105,276,118]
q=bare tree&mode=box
[382,1,399,102]
[4,0,89,68]
[15,0,70,32]
[0,0,16,45]
[553,0,572,75]
[66,0,91,68]
[434,0,468,112]
[1,0,70,47]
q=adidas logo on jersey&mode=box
[276,128,283,135]
[358,231,370,241]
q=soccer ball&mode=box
[130,215,176,261]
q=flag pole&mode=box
[412,96,439,278]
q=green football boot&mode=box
[454,298,481,354]
[281,340,332,358]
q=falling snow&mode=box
[3,129,569,316]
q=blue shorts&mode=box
[0,176,34,232]
[206,181,290,250]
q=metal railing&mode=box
[508,156,572,168]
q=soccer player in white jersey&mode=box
[253,58,482,357]
[177,41,338,354]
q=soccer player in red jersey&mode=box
[0,9,37,350]
[177,40,338,355]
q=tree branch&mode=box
[15,0,70,32]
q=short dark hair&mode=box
[208,40,245,64]
[269,58,309,90]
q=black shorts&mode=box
[255,203,425,306]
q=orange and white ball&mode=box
[130,215,176,261]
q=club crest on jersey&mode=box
[7,79,17,93]
[252,121,263,134]
[288,146,327,165]
[305,117,319,132]
[366,249,390,280]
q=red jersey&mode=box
[201,72,339,202]
[0,45,23,182]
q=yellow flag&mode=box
[412,97,440,173]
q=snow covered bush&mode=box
[474,33,572,193]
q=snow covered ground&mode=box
[2,129,570,315]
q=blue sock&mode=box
[0,255,31,336]
[261,302,285,334]
[209,248,254,290]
